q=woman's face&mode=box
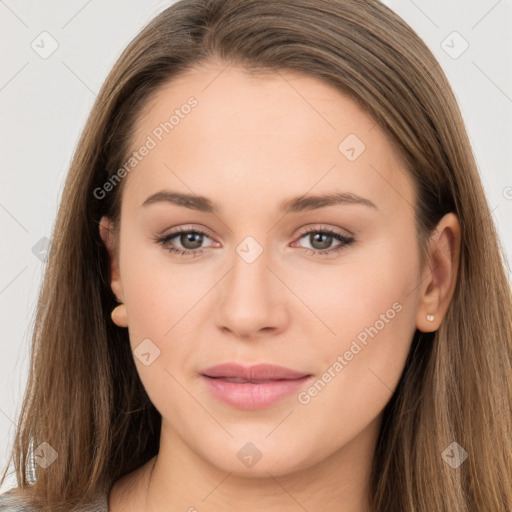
[101,61,425,477]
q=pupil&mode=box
[178,232,334,251]
[311,233,332,250]
[181,232,203,250]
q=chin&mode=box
[203,443,316,478]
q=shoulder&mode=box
[0,487,109,512]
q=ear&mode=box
[416,212,461,333]
[99,215,124,303]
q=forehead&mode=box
[134,62,378,148]
[124,62,414,218]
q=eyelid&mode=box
[295,223,354,239]
[161,224,216,240]
[154,223,355,257]
[159,223,352,243]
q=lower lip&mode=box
[201,375,312,410]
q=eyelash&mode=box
[154,226,355,258]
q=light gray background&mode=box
[1,0,511,491]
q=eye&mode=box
[153,224,355,258]
[292,226,355,256]
[153,227,216,257]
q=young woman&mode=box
[1,0,511,510]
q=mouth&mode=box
[201,362,310,380]
[200,363,313,410]
[207,377,292,384]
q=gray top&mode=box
[0,487,109,511]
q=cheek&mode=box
[290,229,419,347]
[293,260,418,458]
[119,231,209,334]
[119,235,220,396]
[299,230,420,398]
[121,216,419,381]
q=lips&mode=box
[200,363,313,410]
[201,363,310,381]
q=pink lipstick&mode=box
[201,363,312,410]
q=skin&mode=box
[99,60,460,512]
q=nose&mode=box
[213,243,290,339]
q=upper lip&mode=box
[201,363,311,381]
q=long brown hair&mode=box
[2,0,511,510]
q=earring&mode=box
[111,303,128,327]
[426,314,435,322]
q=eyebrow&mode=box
[140,190,378,213]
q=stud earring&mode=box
[111,303,128,327]
[426,314,435,322]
